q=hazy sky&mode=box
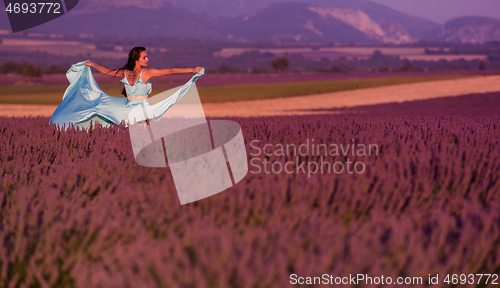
[370,0,500,23]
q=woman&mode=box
[50,46,204,129]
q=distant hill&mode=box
[2,1,498,44]
[0,2,228,39]
[0,1,426,44]
[436,16,500,43]
[225,2,415,44]
[164,0,439,37]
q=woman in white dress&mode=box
[50,46,203,129]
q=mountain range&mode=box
[436,16,500,43]
[1,0,499,44]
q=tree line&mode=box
[0,52,496,78]
[0,62,68,82]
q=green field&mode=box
[0,75,474,105]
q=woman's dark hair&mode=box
[115,46,146,97]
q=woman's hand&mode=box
[193,67,202,73]
[85,61,94,67]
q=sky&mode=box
[370,0,500,23]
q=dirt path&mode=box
[1,75,499,118]
[201,75,500,117]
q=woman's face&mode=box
[136,51,149,67]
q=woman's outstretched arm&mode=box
[85,61,124,77]
[144,67,202,79]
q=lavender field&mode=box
[1,92,500,287]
